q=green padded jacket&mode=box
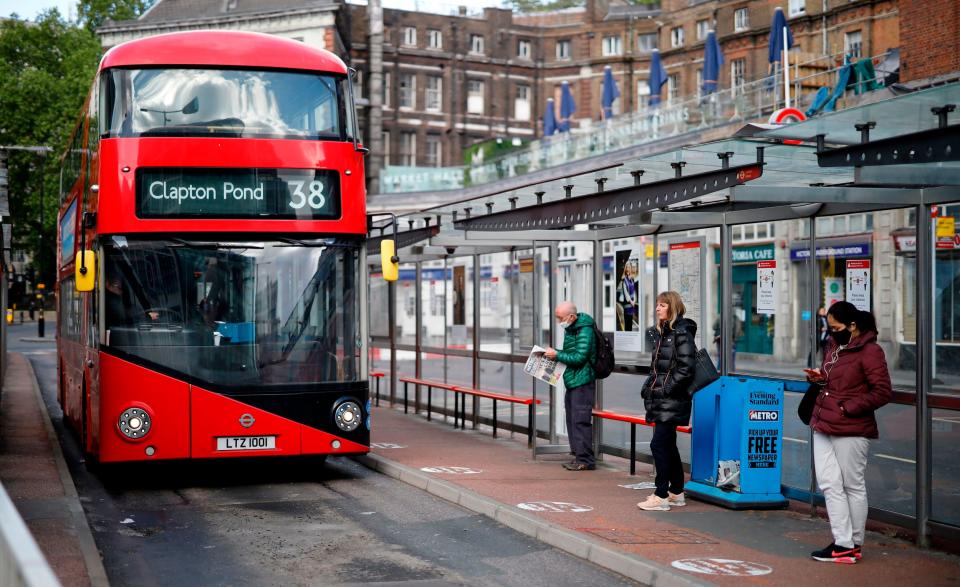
[556,312,597,389]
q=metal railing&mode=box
[377,51,890,193]
[0,483,60,587]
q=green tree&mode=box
[78,0,153,32]
[0,9,101,292]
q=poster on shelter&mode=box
[453,265,466,326]
[824,277,844,309]
[756,261,776,315]
[614,245,643,351]
[518,256,536,349]
[845,260,871,311]
[668,240,703,347]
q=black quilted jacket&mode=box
[641,317,697,426]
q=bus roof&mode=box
[100,30,348,75]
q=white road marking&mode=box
[783,436,808,444]
[875,453,916,464]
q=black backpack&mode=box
[587,323,615,379]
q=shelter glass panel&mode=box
[370,276,389,339]
[421,261,446,349]
[725,219,812,379]
[480,252,512,352]
[447,257,475,351]
[396,263,417,346]
[931,407,960,526]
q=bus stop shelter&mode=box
[368,82,960,548]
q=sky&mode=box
[0,0,76,21]
[0,0,511,22]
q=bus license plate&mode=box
[216,436,276,451]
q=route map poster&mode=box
[668,240,703,347]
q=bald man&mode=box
[544,301,598,471]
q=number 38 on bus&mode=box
[56,31,399,465]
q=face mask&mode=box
[829,328,852,345]
[559,316,575,328]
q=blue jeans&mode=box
[565,382,595,467]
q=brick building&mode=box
[96,1,902,181]
[351,0,899,177]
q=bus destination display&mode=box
[137,168,341,219]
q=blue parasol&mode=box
[559,81,576,132]
[648,48,668,107]
[543,97,557,137]
[768,7,794,64]
[702,30,724,95]
[601,65,620,119]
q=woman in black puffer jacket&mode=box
[637,291,697,512]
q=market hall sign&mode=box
[137,168,341,220]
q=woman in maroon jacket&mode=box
[803,301,892,564]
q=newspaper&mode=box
[523,345,566,386]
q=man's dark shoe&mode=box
[562,462,595,471]
[810,542,858,564]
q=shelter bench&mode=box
[453,387,541,446]
[592,409,692,475]
[370,371,385,407]
[398,376,460,416]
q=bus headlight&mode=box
[118,407,151,440]
[333,400,362,432]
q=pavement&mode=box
[362,400,960,586]
[2,348,958,587]
[0,352,108,587]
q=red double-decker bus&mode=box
[56,31,382,464]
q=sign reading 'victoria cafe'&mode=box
[137,168,341,220]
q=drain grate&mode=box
[582,528,718,545]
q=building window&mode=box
[354,71,363,100]
[517,39,532,59]
[425,134,441,167]
[470,34,484,55]
[845,30,863,59]
[402,26,417,47]
[425,76,442,112]
[467,80,485,115]
[382,131,391,166]
[789,0,806,17]
[400,131,416,166]
[398,73,415,109]
[636,32,657,54]
[696,20,709,41]
[514,84,531,121]
[731,58,746,95]
[428,28,442,49]
[636,80,650,110]
[667,73,680,103]
[556,39,571,60]
[734,8,749,32]
[383,72,391,108]
[602,35,622,56]
[671,27,684,48]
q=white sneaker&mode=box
[637,494,671,511]
[668,492,686,507]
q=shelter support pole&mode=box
[916,202,933,547]
[388,280,397,406]
[415,262,423,413]
[473,253,481,428]
[593,238,604,462]
[720,223,733,376]
[548,241,559,444]
[808,216,819,515]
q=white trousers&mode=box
[813,431,870,549]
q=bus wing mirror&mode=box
[380,240,399,282]
[75,251,96,292]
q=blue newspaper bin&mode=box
[685,376,788,509]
